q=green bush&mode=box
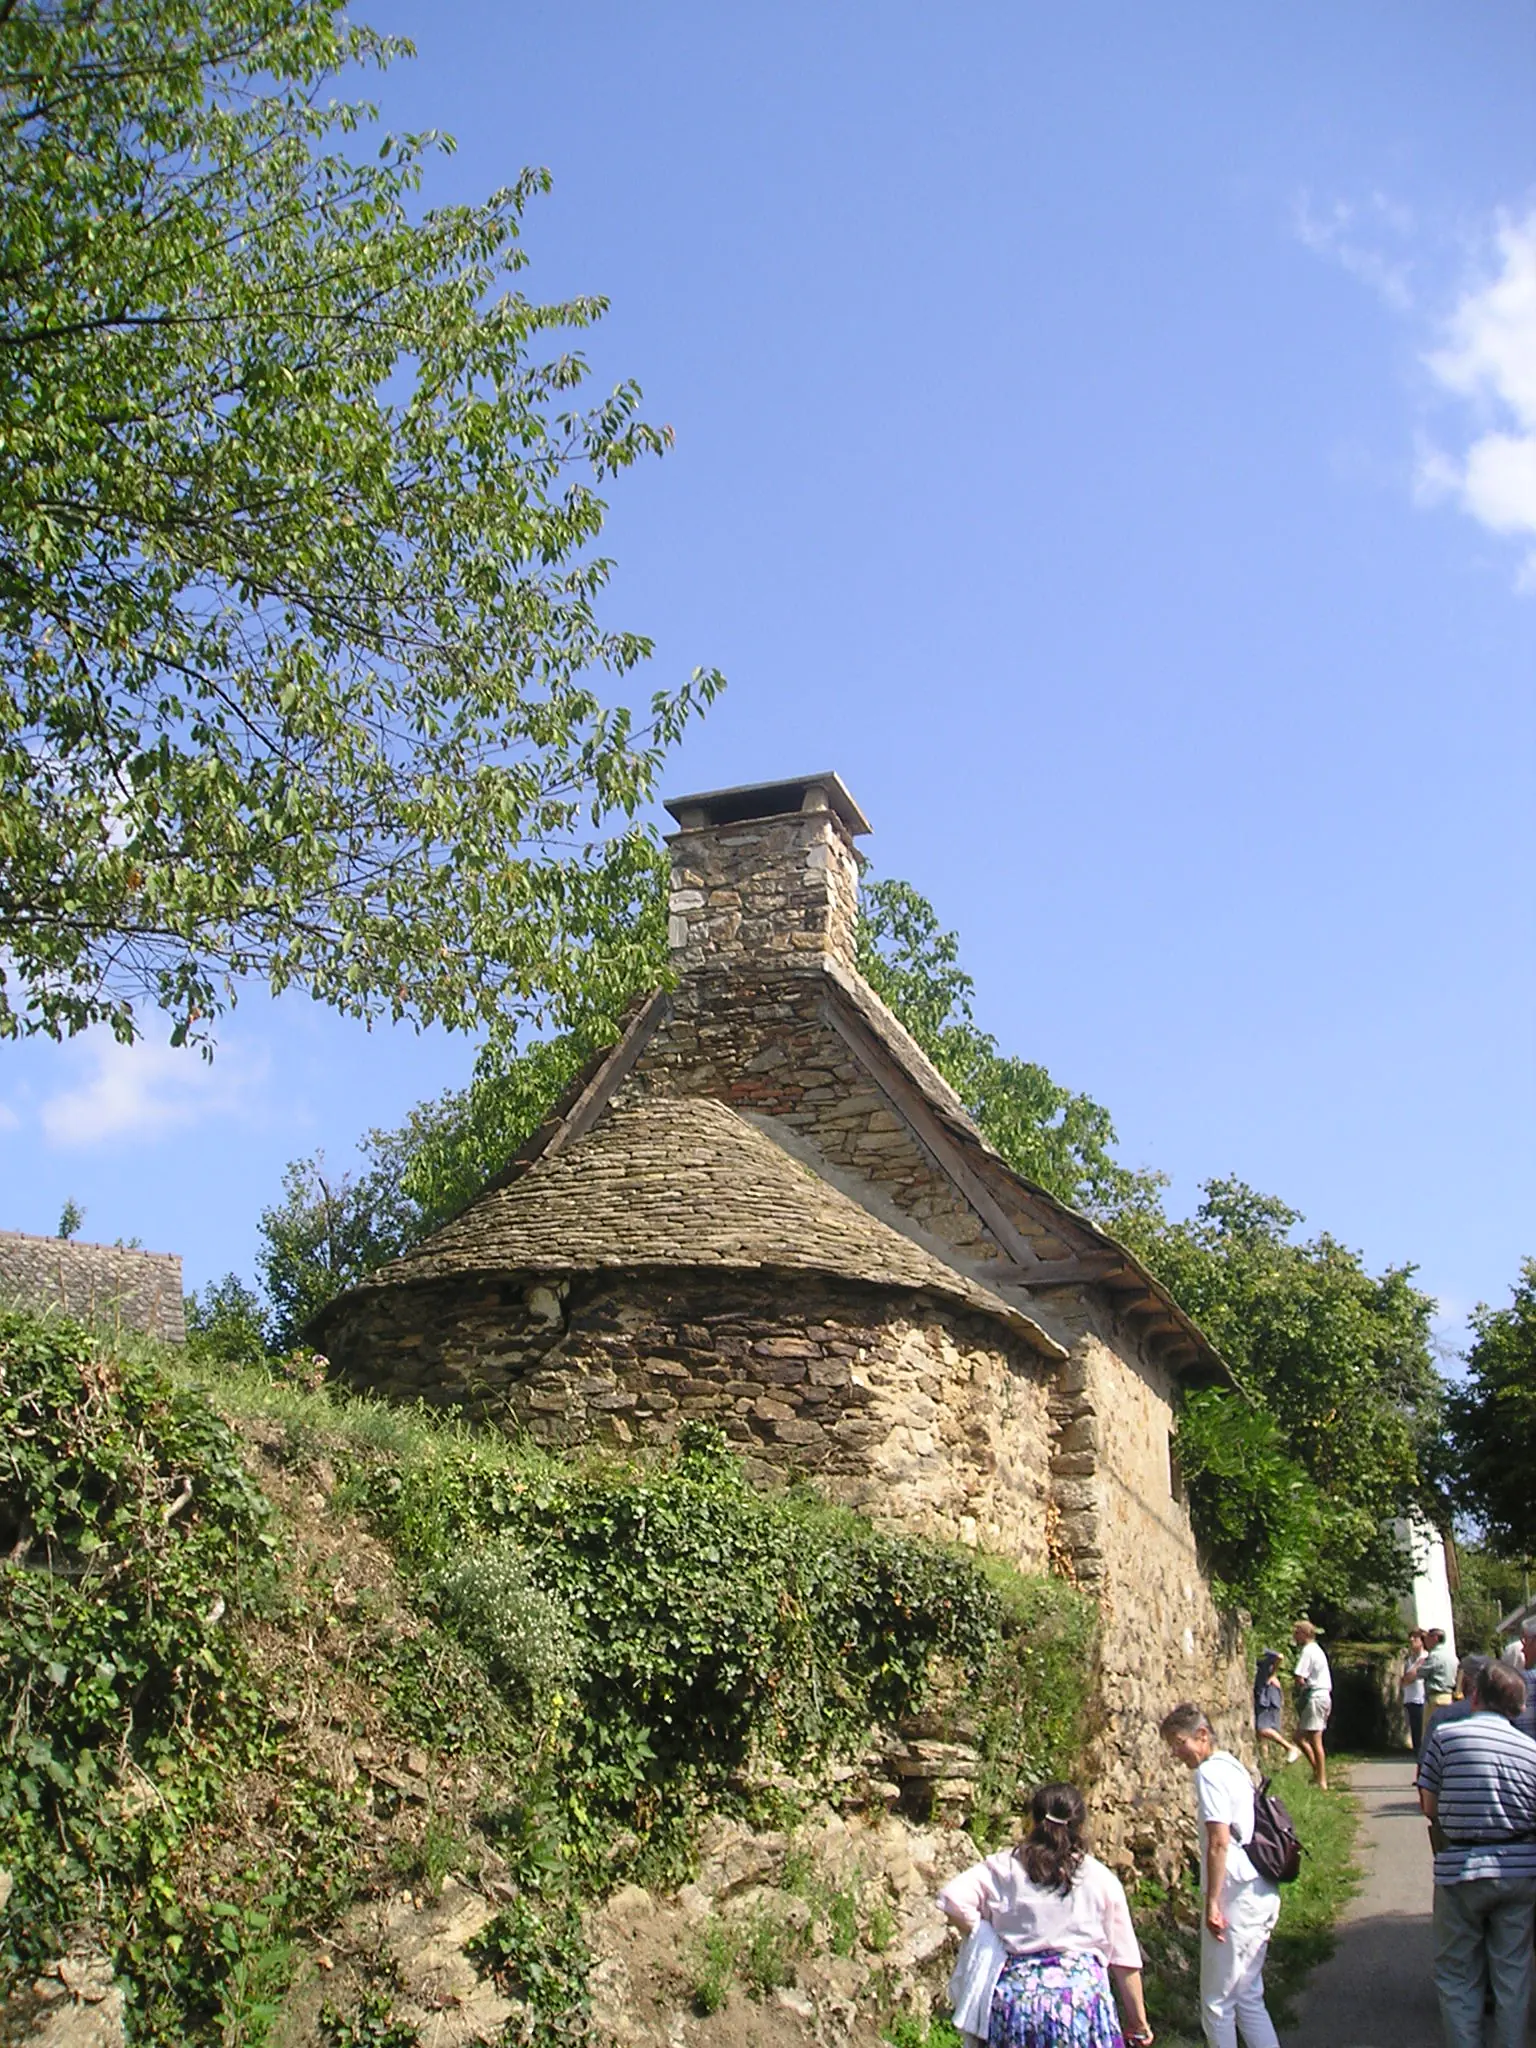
[430,1532,582,1720]
[686,1900,807,2011]
[319,1988,421,2048]
[968,1561,1098,1847]
[0,1312,1103,2038]
[0,1312,277,1959]
[467,1895,592,2048]
[884,2013,964,2048]
[353,1422,1007,1869]
[0,1309,355,2041]
[184,1273,273,1368]
[689,1919,737,2015]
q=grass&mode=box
[1134,1752,1362,2044]
[1264,1757,1363,2018]
[687,1901,808,2012]
[884,2017,963,2048]
[689,1920,738,2015]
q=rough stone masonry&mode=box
[317,771,1250,1872]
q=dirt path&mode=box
[1289,1755,1440,2048]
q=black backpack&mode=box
[1245,1776,1303,1883]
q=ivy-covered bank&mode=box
[0,1310,1095,2046]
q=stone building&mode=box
[0,1229,185,1343]
[315,772,1249,1863]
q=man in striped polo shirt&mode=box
[1416,1658,1536,2048]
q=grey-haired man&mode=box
[1417,1659,1536,2048]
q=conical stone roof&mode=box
[349,1095,1061,1355]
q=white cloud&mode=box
[0,1101,18,1132]
[1298,193,1536,587]
[39,1035,267,1147]
[1419,212,1536,582]
[1427,217,1536,420]
[1294,191,1415,310]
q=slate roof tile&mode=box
[349,1096,1062,1357]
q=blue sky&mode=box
[4,2,1534,1348]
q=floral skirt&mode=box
[987,1950,1125,2048]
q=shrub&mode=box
[687,1902,806,2010]
[468,1895,591,2048]
[0,1308,280,2002]
[353,1422,1005,1869]
[0,1312,1104,2040]
[689,1920,737,2015]
[885,2013,964,2048]
[967,1561,1099,1848]
[319,1988,421,2048]
[184,1273,272,1367]
[431,1533,582,1720]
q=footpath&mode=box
[1289,1755,1440,2048]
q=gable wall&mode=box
[624,976,1001,1259]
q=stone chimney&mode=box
[663,773,871,978]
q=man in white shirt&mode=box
[1161,1701,1280,2048]
[1292,1619,1332,1789]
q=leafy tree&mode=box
[856,879,1158,1214]
[255,1045,601,1343]
[379,1037,597,1238]
[1171,1386,1319,1627]
[185,1272,270,1366]
[1448,1259,1536,1561]
[0,0,719,1048]
[257,1152,417,1350]
[55,1198,83,1241]
[1453,1544,1530,1657]
[254,841,670,1335]
[1122,1178,1442,1621]
[379,838,671,1234]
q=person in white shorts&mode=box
[1161,1701,1280,2048]
[1292,1619,1332,1789]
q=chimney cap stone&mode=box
[664,772,871,838]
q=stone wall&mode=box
[324,1252,1246,1872]
[1042,1293,1251,1870]
[323,1270,1055,1563]
[0,1230,185,1343]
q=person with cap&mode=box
[1252,1650,1299,1768]
[1421,1626,1459,1743]
[1291,1620,1332,1790]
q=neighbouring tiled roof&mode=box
[338,1096,1064,1357]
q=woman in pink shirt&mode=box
[938,1783,1154,2048]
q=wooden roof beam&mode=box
[992,1254,1125,1287]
